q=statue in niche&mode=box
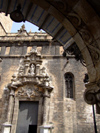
[29,64,35,76]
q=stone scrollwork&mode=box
[46,0,70,13]
[84,88,97,105]
[66,43,86,66]
[54,0,67,12]
[16,87,42,99]
[68,12,82,28]
[84,82,100,113]
[79,28,93,45]
[87,44,100,64]
[79,27,100,64]
[89,48,100,64]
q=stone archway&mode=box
[0,0,100,110]
[27,0,100,83]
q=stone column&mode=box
[39,89,54,133]
[43,89,49,125]
[84,82,100,114]
[3,89,15,133]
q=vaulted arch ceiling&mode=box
[0,0,100,83]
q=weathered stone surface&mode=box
[0,13,12,33]
[0,27,100,133]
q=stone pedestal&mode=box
[2,122,12,133]
[39,125,54,133]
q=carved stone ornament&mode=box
[16,86,43,99]
[67,12,82,28]
[84,82,100,105]
[7,49,53,98]
[79,27,100,64]
[79,27,93,45]
[46,0,71,13]
[66,43,86,66]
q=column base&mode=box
[39,124,54,133]
[2,122,12,133]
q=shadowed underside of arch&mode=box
[0,0,100,84]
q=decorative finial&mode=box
[21,24,25,30]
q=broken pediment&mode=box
[7,49,53,98]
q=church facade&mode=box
[0,14,100,133]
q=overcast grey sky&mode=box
[11,21,43,33]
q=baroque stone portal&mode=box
[2,49,53,133]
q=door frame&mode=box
[11,97,43,133]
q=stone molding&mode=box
[0,32,52,42]
[84,82,100,113]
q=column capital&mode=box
[84,82,100,113]
[84,82,99,104]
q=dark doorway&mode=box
[16,101,39,133]
[28,125,37,133]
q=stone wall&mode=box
[0,24,6,36]
[0,13,13,33]
[0,32,100,133]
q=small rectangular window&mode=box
[5,47,10,55]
